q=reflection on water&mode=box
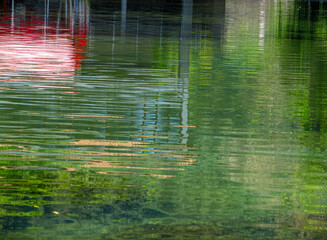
[1,0,327,239]
[0,0,88,90]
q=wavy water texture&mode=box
[0,0,327,239]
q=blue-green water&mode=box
[0,0,327,239]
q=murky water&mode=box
[0,0,327,239]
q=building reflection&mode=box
[0,0,89,90]
[0,0,227,177]
[78,0,226,177]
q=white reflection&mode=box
[0,34,77,81]
[179,0,193,146]
[259,0,266,50]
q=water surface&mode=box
[0,0,327,239]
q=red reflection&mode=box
[0,1,89,91]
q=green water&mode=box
[0,0,327,239]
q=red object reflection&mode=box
[0,2,88,91]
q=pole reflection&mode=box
[179,0,193,146]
